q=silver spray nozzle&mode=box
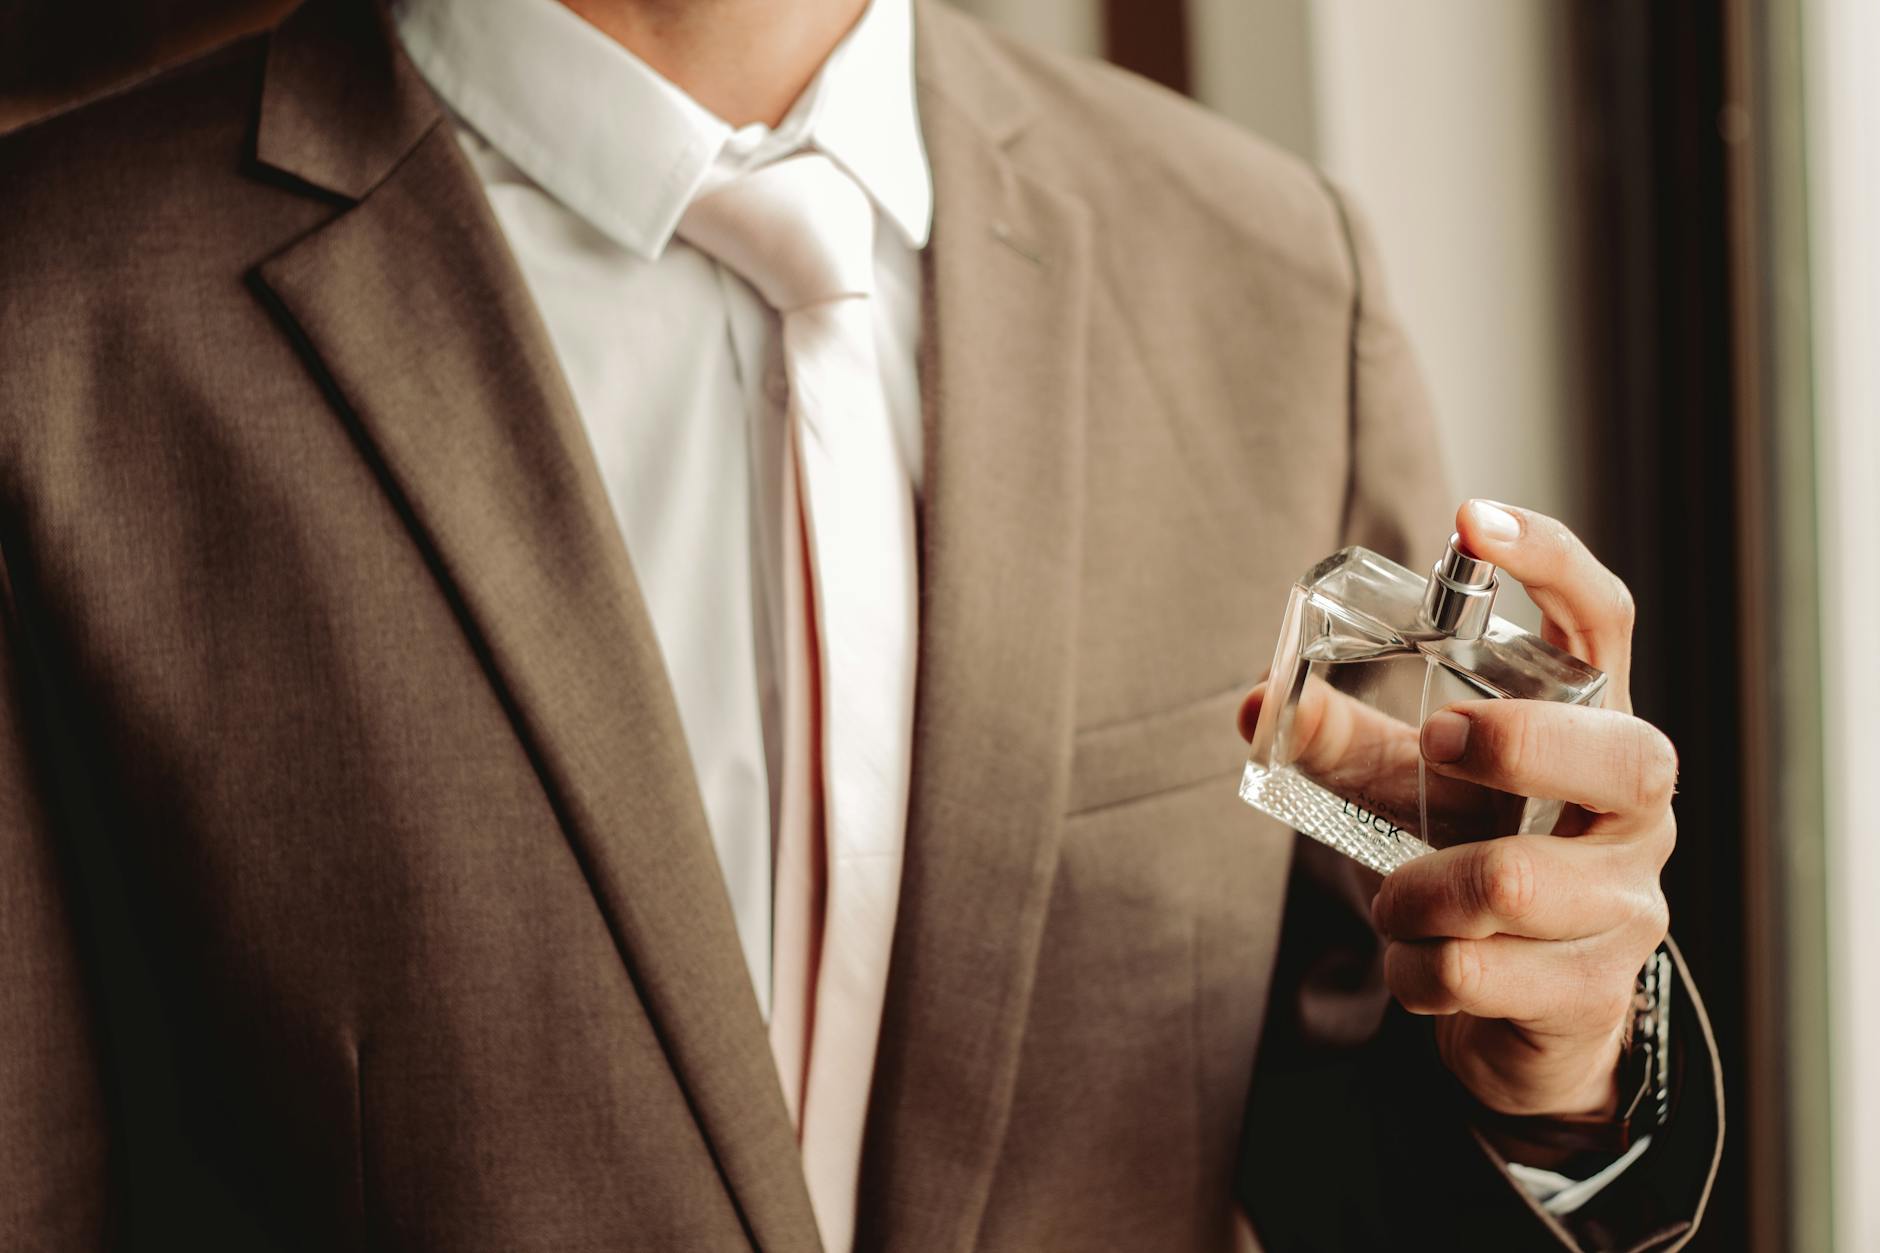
[1421,533,1498,640]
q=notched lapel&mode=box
[856,25,1095,1251]
[248,15,820,1251]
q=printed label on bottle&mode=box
[1339,794,1409,842]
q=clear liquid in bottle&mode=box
[1239,541,1606,874]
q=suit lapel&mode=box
[249,5,819,1249]
[856,10,1093,1251]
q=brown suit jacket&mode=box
[0,1,1720,1249]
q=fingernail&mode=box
[1422,710,1471,763]
[1466,499,1522,543]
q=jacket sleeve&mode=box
[0,535,110,1249]
[1235,184,1724,1253]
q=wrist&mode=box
[1526,1024,1627,1120]
[1439,1018,1626,1119]
[1458,945,1679,1162]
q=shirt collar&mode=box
[391,0,931,259]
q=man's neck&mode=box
[559,0,870,127]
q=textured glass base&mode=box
[1239,761,1435,875]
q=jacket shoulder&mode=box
[0,36,277,298]
[933,13,1356,299]
[1,34,268,186]
[0,35,329,467]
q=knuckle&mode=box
[1472,841,1537,924]
[1638,726,1680,806]
[1650,812,1678,869]
[1610,577,1638,632]
[1435,939,1485,1007]
[1371,876,1403,935]
[1612,722,1678,811]
[1637,885,1671,943]
[1386,943,1433,1011]
[1568,942,1636,1029]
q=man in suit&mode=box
[0,0,1720,1248]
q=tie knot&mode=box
[679,153,877,313]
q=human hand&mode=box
[1368,500,1676,1118]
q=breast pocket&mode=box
[1066,680,1253,815]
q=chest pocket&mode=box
[1066,680,1253,815]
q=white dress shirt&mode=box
[391,0,929,1021]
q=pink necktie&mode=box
[680,153,919,1253]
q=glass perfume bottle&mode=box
[1239,537,1607,874]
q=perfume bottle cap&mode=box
[1422,533,1498,639]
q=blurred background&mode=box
[3,1,1874,1249]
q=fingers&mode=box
[1270,675,1419,778]
[1237,681,1266,741]
[1420,699,1679,824]
[1453,500,1634,710]
[1241,677,1486,831]
[1386,931,1661,1034]
[1239,677,1421,785]
[1372,832,1669,941]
